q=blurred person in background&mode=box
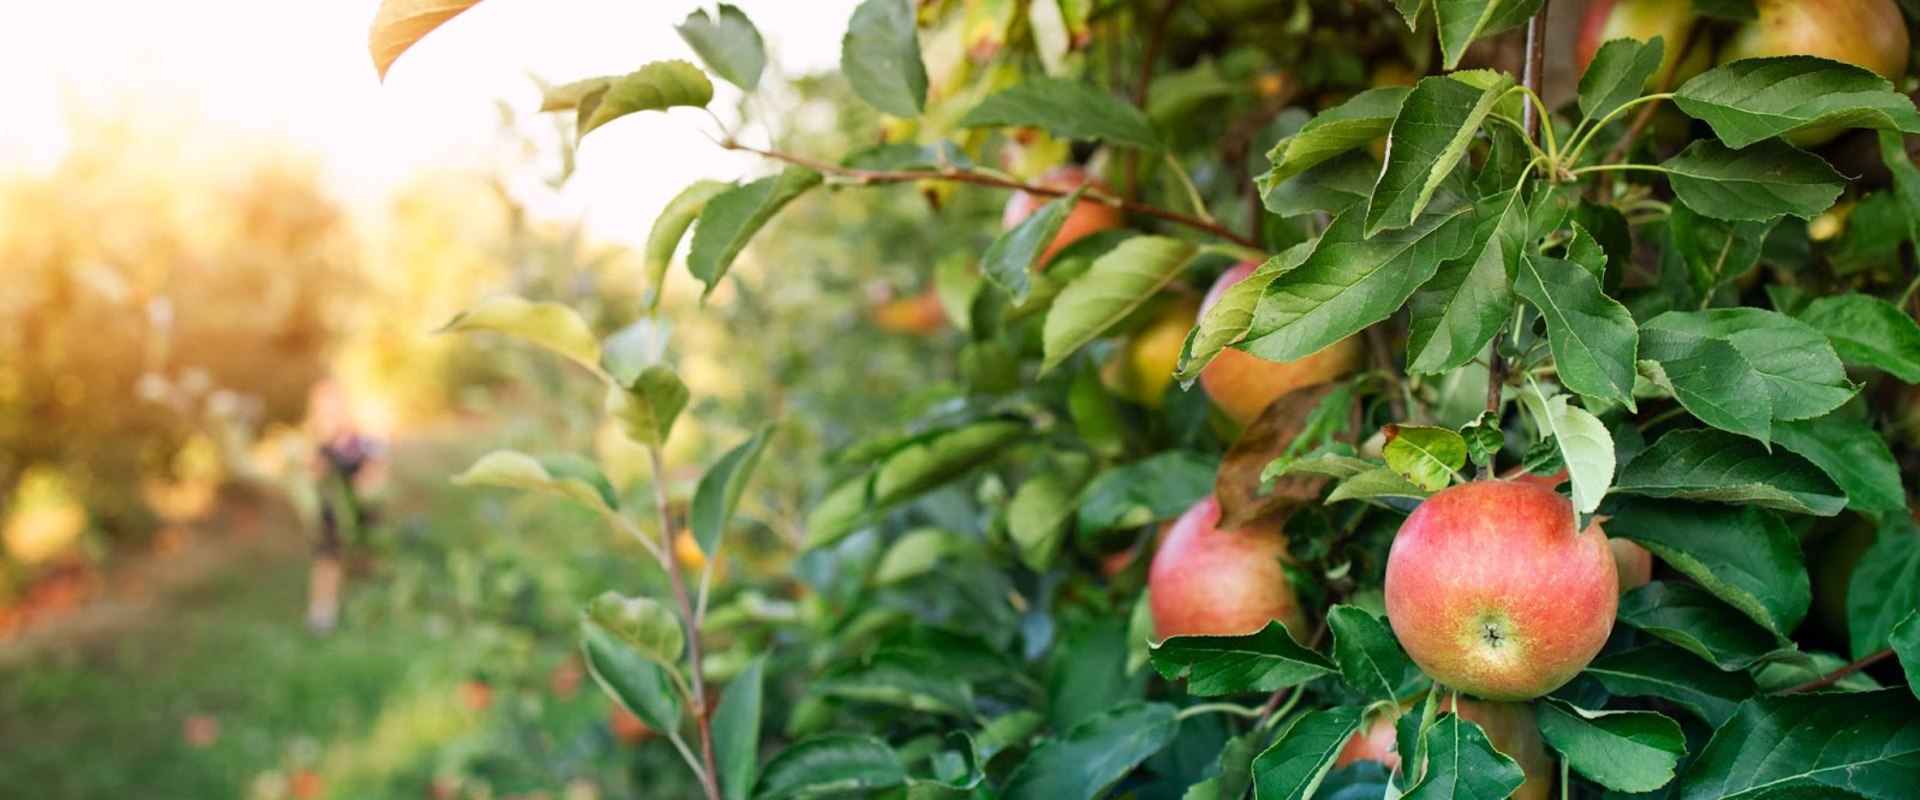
[302,379,386,634]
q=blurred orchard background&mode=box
[0,1,966,796]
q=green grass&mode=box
[0,434,691,799]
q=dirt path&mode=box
[0,492,312,668]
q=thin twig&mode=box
[1127,0,1185,199]
[1520,4,1548,141]
[718,139,1263,249]
[650,447,723,800]
[1782,648,1894,694]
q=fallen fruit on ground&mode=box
[1385,481,1618,701]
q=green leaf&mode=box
[1849,514,1920,660]
[1175,244,1310,383]
[690,427,773,556]
[1795,293,1920,383]
[1894,613,1920,701]
[1585,642,1757,727]
[1774,414,1908,515]
[757,734,907,800]
[1366,72,1516,235]
[582,618,682,733]
[1327,606,1423,702]
[983,185,1087,302]
[1672,56,1920,149]
[1617,581,1787,670]
[584,592,686,669]
[1677,689,1920,800]
[1241,207,1475,363]
[1181,731,1259,800]
[440,295,601,372]
[1007,455,1093,571]
[1074,450,1217,535]
[1250,706,1367,800]
[645,180,730,309]
[1661,139,1847,222]
[713,657,764,800]
[1326,467,1430,507]
[676,4,765,91]
[1148,620,1337,697]
[1261,150,1380,217]
[1614,428,1846,516]
[1518,388,1616,515]
[1461,411,1505,469]
[687,166,824,297]
[1606,499,1811,636]
[1407,189,1524,375]
[1536,698,1686,794]
[1671,201,1773,299]
[1000,702,1180,800]
[1040,236,1198,373]
[1382,425,1468,492]
[605,365,690,448]
[816,650,975,716]
[1401,714,1528,800]
[1579,36,1666,123]
[959,78,1162,150]
[1262,87,1409,185]
[541,76,615,112]
[874,528,967,585]
[1882,131,1920,247]
[1642,308,1856,423]
[804,420,1029,550]
[840,0,927,117]
[581,60,715,136]
[1434,0,1544,70]
[452,450,618,511]
[1514,252,1640,408]
[1638,328,1772,444]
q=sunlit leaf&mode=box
[369,0,484,80]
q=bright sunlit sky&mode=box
[0,0,859,244]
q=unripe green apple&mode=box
[1101,295,1202,408]
[1335,697,1554,800]
[1720,0,1912,145]
[1385,481,1619,701]
[1002,166,1127,268]
[1577,0,1708,90]
[1198,263,1366,425]
[1148,495,1307,639]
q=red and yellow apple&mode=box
[1148,495,1307,639]
[1385,481,1618,701]
[1335,697,1554,800]
[1002,165,1126,267]
[1720,0,1911,145]
[1102,295,1202,409]
[1576,0,1708,89]
[870,287,946,336]
[1512,470,1654,593]
[1198,263,1366,425]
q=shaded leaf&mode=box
[1795,293,1920,383]
[1662,139,1846,222]
[1149,620,1337,697]
[1617,581,1787,670]
[1607,498,1811,636]
[582,617,682,733]
[690,427,774,555]
[687,166,824,297]
[841,0,927,117]
[960,79,1162,150]
[1250,706,1367,800]
[1849,514,1920,660]
[757,734,907,800]
[1773,414,1908,515]
[816,650,975,716]
[1638,328,1772,444]
[983,185,1086,302]
[1677,690,1920,799]
[1000,703,1180,800]
[1400,714,1527,800]
[1327,606,1423,702]
[1407,189,1524,375]
[1614,428,1846,516]
[645,180,730,310]
[713,657,765,800]
[1585,642,1757,727]
[1536,698,1686,794]
[1642,308,1856,423]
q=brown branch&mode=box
[1520,3,1549,141]
[1782,648,1895,694]
[650,448,723,800]
[719,139,1263,249]
[1127,0,1185,200]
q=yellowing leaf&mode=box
[369,0,484,80]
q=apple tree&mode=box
[372,0,1920,797]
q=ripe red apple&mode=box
[1512,470,1654,594]
[1148,495,1307,639]
[1385,481,1618,701]
[1101,295,1202,409]
[1002,165,1126,267]
[1576,0,1708,90]
[1198,263,1366,425]
[1335,697,1554,800]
